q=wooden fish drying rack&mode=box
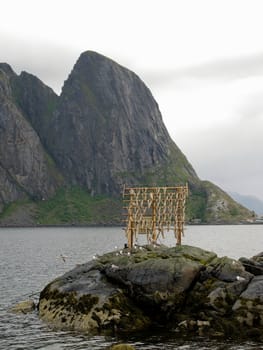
[122,185,188,248]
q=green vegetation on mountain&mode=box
[0,187,122,226]
[0,184,251,226]
[201,181,255,223]
[35,187,122,225]
[186,187,207,222]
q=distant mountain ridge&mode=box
[0,51,254,225]
[228,192,263,216]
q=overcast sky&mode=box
[1,0,263,199]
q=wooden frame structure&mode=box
[123,185,188,248]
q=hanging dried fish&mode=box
[123,185,188,248]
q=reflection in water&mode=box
[1,226,263,349]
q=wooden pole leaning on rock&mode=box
[123,184,188,248]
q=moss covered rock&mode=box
[233,275,263,327]
[38,244,263,339]
[39,261,150,333]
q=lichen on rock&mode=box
[38,260,150,333]
[10,300,36,314]
[38,245,263,340]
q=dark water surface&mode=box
[1,225,263,349]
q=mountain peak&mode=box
[0,63,15,76]
[50,50,197,195]
[77,50,121,65]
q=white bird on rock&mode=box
[111,264,119,270]
[236,276,245,281]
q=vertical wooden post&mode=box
[128,218,134,249]
[151,190,157,243]
[178,189,181,245]
[176,184,188,245]
[127,189,136,249]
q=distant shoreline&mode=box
[0,222,262,229]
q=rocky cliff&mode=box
[44,51,198,195]
[0,64,62,215]
[0,52,254,225]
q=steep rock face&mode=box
[0,65,25,210]
[46,51,198,195]
[11,71,59,143]
[0,64,61,211]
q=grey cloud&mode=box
[237,93,263,121]
[142,52,263,87]
[184,116,263,199]
[0,33,78,93]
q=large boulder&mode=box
[233,275,263,329]
[38,244,263,340]
[39,260,150,333]
[101,245,215,315]
[239,252,263,276]
[239,257,263,276]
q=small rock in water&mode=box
[10,300,35,314]
[110,344,135,350]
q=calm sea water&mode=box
[1,225,263,350]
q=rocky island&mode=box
[39,244,263,340]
